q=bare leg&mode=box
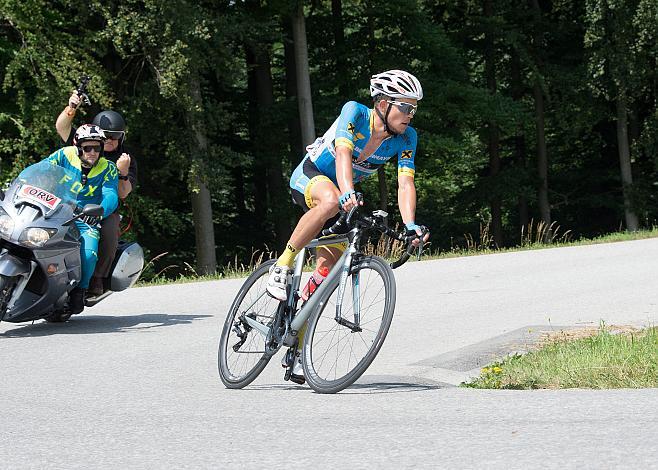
[288,180,341,250]
[268,180,342,302]
[316,246,343,271]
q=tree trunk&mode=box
[246,42,291,247]
[366,0,376,69]
[365,1,387,226]
[510,49,529,232]
[531,0,551,237]
[331,0,348,99]
[292,0,315,147]
[534,81,551,230]
[245,46,268,229]
[188,76,217,275]
[484,0,502,247]
[232,166,247,224]
[284,22,303,159]
[616,90,640,231]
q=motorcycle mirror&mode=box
[82,204,104,217]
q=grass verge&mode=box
[463,325,658,389]
[432,227,658,261]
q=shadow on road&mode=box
[345,381,444,394]
[247,375,446,394]
[345,375,446,394]
[0,313,212,338]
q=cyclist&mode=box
[43,125,119,313]
[56,95,138,296]
[268,70,430,382]
[267,69,430,301]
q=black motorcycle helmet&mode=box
[92,110,126,144]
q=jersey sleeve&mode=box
[397,127,417,179]
[333,101,363,151]
[101,162,119,217]
[44,148,66,166]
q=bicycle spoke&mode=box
[308,262,391,386]
[219,261,277,388]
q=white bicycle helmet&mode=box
[74,124,106,145]
[370,70,423,100]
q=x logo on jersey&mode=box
[401,150,413,159]
[347,122,355,134]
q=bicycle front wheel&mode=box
[218,259,277,389]
[302,255,396,394]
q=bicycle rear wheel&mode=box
[218,259,278,389]
[302,255,395,394]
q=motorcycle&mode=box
[0,161,144,323]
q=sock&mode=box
[277,243,298,268]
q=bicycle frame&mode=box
[241,230,360,350]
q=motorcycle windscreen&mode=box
[17,161,79,212]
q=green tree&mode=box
[585,0,656,230]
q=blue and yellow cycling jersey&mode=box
[290,101,417,194]
[45,146,119,218]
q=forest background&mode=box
[0,0,656,279]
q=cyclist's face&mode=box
[378,98,417,133]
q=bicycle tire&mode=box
[302,255,396,394]
[218,259,277,389]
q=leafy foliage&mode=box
[0,0,656,278]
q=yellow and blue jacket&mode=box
[45,146,119,218]
[291,101,417,191]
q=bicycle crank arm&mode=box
[241,314,271,338]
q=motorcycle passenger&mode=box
[43,125,119,313]
[56,94,138,296]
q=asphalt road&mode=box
[1,238,657,469]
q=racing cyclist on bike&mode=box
[268,69,430,299]
[267,70,430,380]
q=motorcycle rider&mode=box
[40,124,119,313]
[56,92,138,296]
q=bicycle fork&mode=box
[334,244,362,332]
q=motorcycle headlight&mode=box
[22,227,56,247]
[0,214,14,239]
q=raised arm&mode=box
[55,92,81,143]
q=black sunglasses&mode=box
[386,100,418,116]
[81,145,101,153]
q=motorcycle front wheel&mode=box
[0,275,17,322]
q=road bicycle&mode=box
[217,196,425,393]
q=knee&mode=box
[315,193,340,218]
[81,247,98,262]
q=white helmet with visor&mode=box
[370,70,423,100]
[74,124,106,145]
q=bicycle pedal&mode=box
[289,373,305,385]
[281,347,295,368]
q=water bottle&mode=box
[301,266,330,301]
